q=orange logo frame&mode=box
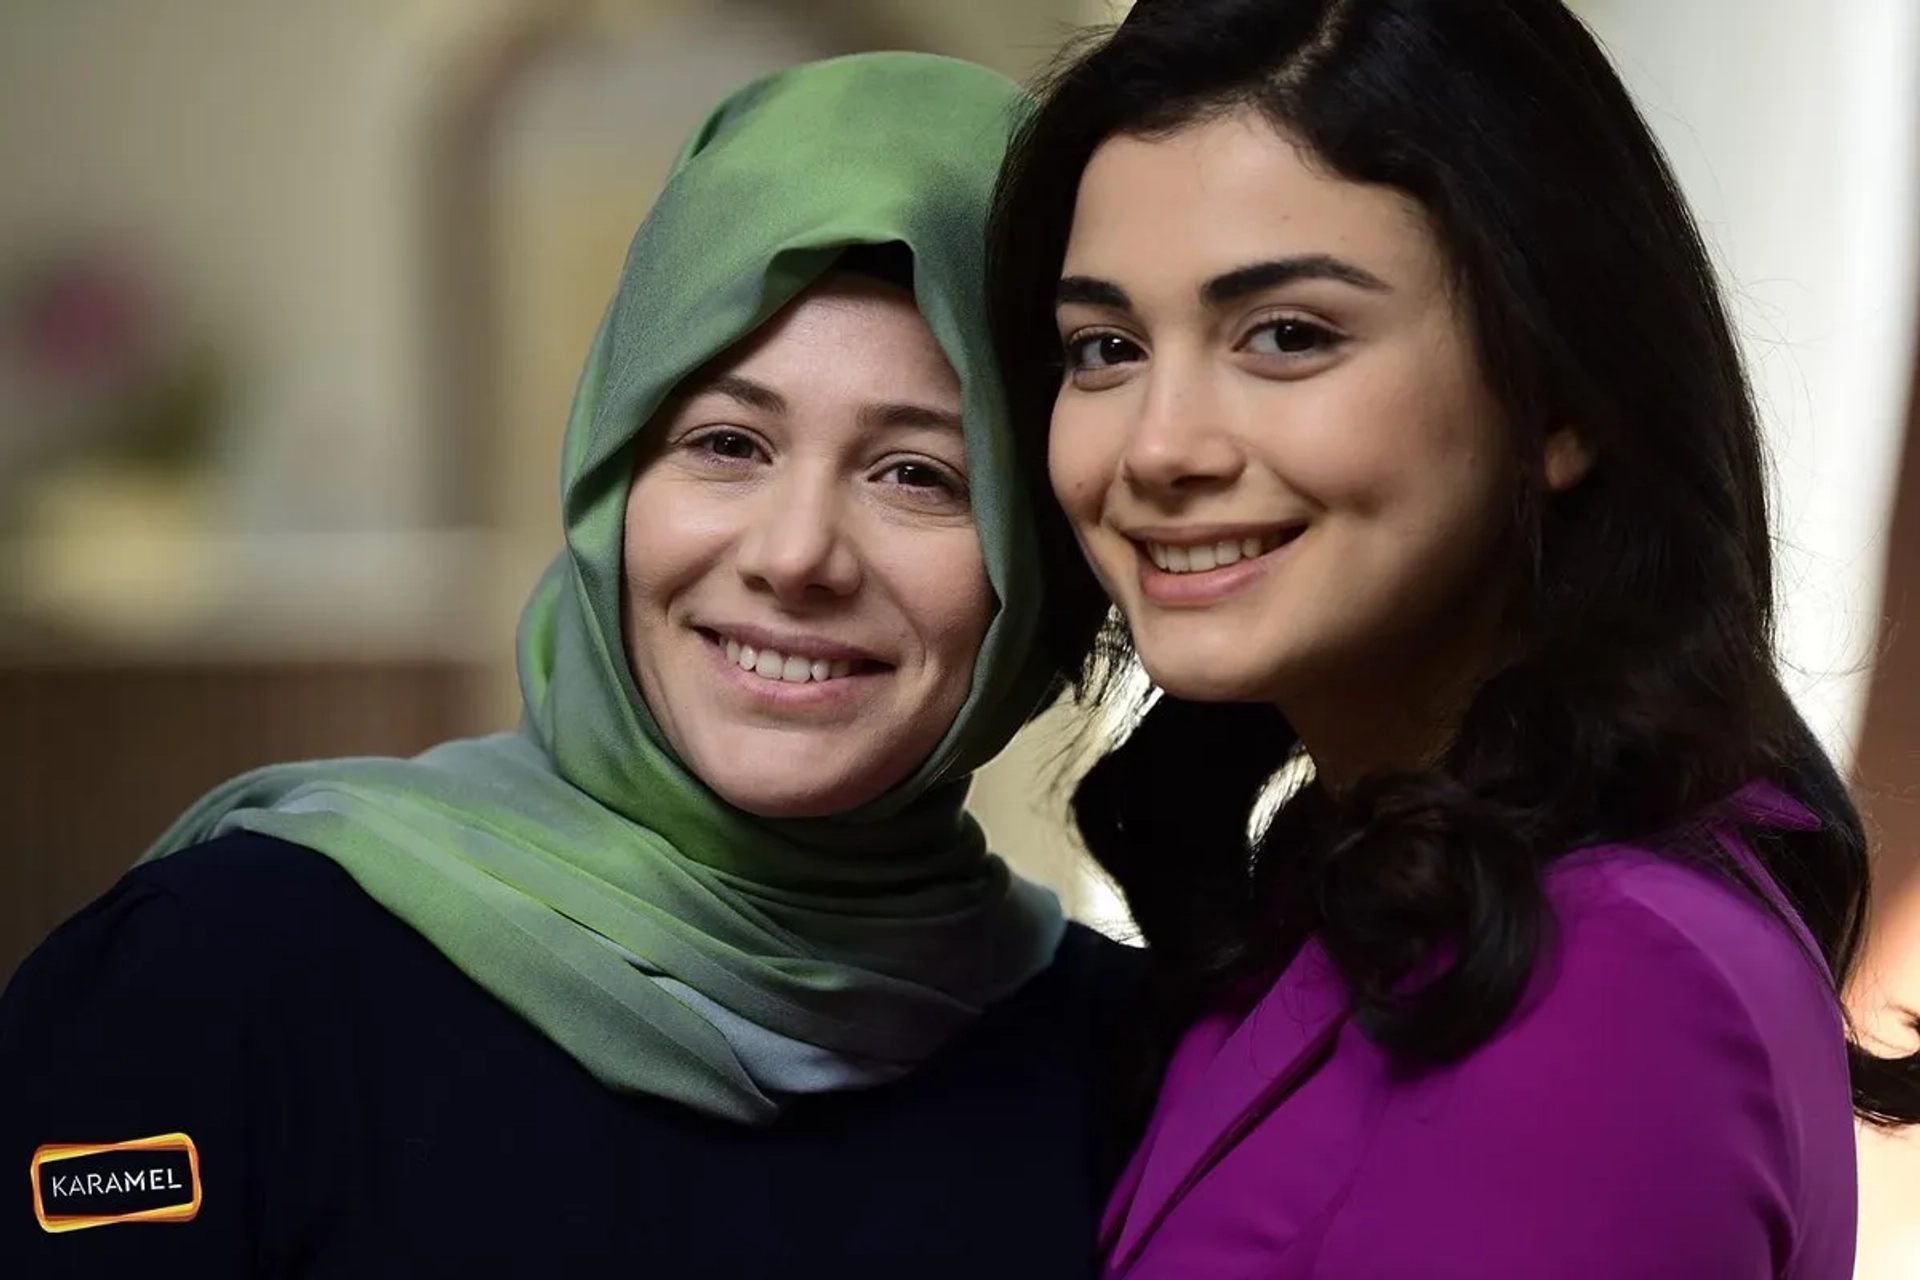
[30,1132,201,1233]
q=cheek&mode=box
[1047,402,1112,522]
[620,500,674,619]
[621,473,726,606]
[619,488,676,689]
[891,531,995,675]
[1312,408,1514,606]
[1373,393,1509,542]
[1281,367,1504,522]
[946,555,998,665]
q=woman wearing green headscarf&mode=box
[0,53,1143,1276]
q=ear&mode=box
[1542,427,1594,493]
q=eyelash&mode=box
[878,459,966,499]
[1060,315,1345,378]
[684,427,763,464]
[679,429,967,500]
[1241,315,1344,358]
[1061,331,1143,374]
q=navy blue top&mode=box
[1,834,1146,1277]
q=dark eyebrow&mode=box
[1057,276,1132,310]
[1056,255,1389,316]
[690,373,959,436]
[690,372,788,415]
[859,402,964,435]
[1203,255,1391,304]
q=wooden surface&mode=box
[0,658,486,983]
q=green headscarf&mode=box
[140,52,1066,1125]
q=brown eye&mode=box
[1244,318,1340,357]
[1065,331,1145,371]
[876,458,968,505]
[693,429,762,461]
[884,461,952,491]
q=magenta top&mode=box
[1102,783,1857,1279]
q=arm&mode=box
[0,872,256,1276]
[1315,891,1829,1279]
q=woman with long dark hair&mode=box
[989,1,1920,1274]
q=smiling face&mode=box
[621,273,994,818]
[1048,109,1577,777]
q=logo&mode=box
[31,1133,201,1233]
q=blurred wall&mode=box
[0,0,530,978]
[1853,334,1920,1280]
[1574,5,1920,1276]
[0,0,465,536]
[1576,0,1920,767]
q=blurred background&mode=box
[1,0,1917,1272]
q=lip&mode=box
[1127,524,1304,607]
[1126,521,1305,546]
[699,629,885,708]
[695,623,887,667]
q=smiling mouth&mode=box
[1139,526,1303,574]
[698,629,887,685]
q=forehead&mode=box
[699,275,958,394]
[1064,109,1445,293]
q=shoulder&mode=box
[1539,837,1842,1068]
[135,831,398,940]
[3,832,414,1020]
[975,923,1152,1197]
[0,835,384,1264]
[1428,836,1853,1204]
[1025,923,1153,1069]
[123,830,373,924]
[34,830,376,935]
[973,921,1149,1061]
[1322,839,1856,1276]
[1453,836,1854,1114]
[933,921,1149,1105]
[1047,921,1150,1000]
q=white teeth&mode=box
[720,635,862,683]
[1145,530,1294,575]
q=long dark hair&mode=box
[990,0,1920,1125]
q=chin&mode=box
[1144,666,1276,705]
[707,771,887,821]
[1134,640,1288,706]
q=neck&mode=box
[1281,600,1509,794]
[1285,675,1465,794]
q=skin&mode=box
[622,273,994,818]
[1048,109,1588,783]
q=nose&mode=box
[1119,357,1246,496]
[732,465,863,605]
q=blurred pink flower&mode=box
[10,254,155,387]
